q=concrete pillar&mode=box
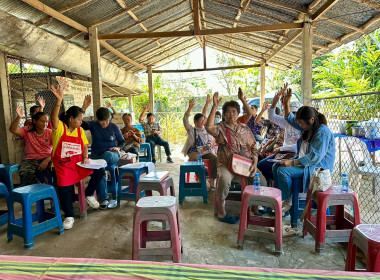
[89,26,103,112]
[301,14,313,106]
[0,52,16,163]
[260,60,266,109]
[148,66,154,113]
[128,95,135,120]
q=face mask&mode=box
[214,118,221,124]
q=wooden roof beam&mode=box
[98,22,311,40]
[152,64,262,73]
[351,0,380,9]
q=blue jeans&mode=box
[273,163,304,200]
[258,154,275,185]
[90,151,120,201]
[254,134,264,144]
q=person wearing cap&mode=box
[139,105,174,164]
[258,83,302,187]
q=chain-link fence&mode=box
[312,92,380,224]
[154,112,189,145]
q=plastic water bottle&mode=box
[197,151,202,163]
[253,173,260,190]
[341,174,349,192]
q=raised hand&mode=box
[144,104,150,111]
[238,87,244,101]
[106,101,112,108]
[83,95,92,109]
[212,92,222,107]
[281,82,289,93]
[272,89,283,106]
[50,85,63,101]
[37,96,45,108]
[262,101,269,111]
[283,88,292,105]
[205,94,211,104]
[16,104,24,118]
[188,99,195,109]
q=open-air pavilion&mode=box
[0,0,380,279]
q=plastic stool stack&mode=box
[8,184,63,249]
[303,186,361,253]
[345,224,380,272]
[118,164,148,205]
[136,171,174,201]
[238,186,283,254]
[132,196,182,262]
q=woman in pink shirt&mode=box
[9,104,53,185]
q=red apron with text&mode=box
[52,124,93,186]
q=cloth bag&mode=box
[300,167,332,221]
[225,128,252,177]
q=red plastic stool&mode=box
[136,171,174,201]
[186,159,211,183]
[303,186,361,254]
[132,196,182,262]
[214,175,246,217]
[238,186,283,254]
[345,224,380,272]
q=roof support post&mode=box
[0,52,16,163]
[260,60,266,111]
[148,66,154,113]
[89,26,103,112]
[301,14,313,106]
[128,95,134,119]
[203,41,207,69]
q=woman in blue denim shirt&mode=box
[273,88,336,212]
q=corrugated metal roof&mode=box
[0,0,379,75]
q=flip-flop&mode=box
[218,213,239,224]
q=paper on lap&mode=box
[76,159,107,169]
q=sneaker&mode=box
[63,217,74,230]
[108,199,117,209]
[100,200,109,210]
[167,157,174,163]
[86,196,100,209]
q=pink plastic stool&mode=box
[136,171,174,201]
[132,196,182,262]
[346,224,380,272]
[214,175,247,217]
[238,186,283,254]
[186,159,211,183]
[303,186,361,254]
[76,180,87,219]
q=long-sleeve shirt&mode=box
[81,121,125,155]
[181,112,214,156]
[139,120,161,138]
[268,108,301,153]
[285,112,336,192]
[206,121,258,167]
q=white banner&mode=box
[56,76,94,117]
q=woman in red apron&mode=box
[50,85,98,230]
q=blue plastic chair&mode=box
[117,165,148,206]
[105,164,118,200]
[8,184,63,249]
[0,183,12,231]
[0,164,19,192]
[139,143,152,162]
[179,162,207,205]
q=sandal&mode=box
[218,213,239,224]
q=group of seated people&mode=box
[8,85,174,230]
[7,82,336,230]
[182,83,336,224]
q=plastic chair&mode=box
[345,224,380,272]
[117,164,148,205]
[0,183,11,228]
[0,164,19,191]
[132,196,182,262]
[8,184,64,249]
[179,162,207,205]
[139,143,152,162]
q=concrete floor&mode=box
[0,147,359,271]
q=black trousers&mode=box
[145,135,171,159]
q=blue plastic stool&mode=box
[117,165,148,205]
[8,184,64,249]
[139,143,152,162]
[0,183,12,230]
[0,164,19,191]
[105,164,118,199]
[179,162,207,205]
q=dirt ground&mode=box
[0,145,359,271]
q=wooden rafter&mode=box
[20,0,146,70]
[152,64,262,73]
[35,0,91,26]
[228,0,251,48]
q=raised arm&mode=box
[238,88,253,123]
[183,99,195,132]
[283,88,292,118]
[37,96,45,112]
[50,85,63,130]
[139,104,149,123]
[205,92,222,136]
[255,101,269,124]
[268,87,288,128]
[202,94,211,117]
[82,95,91,113]
[106,102,117,114]
[9,104,24,137]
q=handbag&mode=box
[226,128,253,177]
[300,168,332,221]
